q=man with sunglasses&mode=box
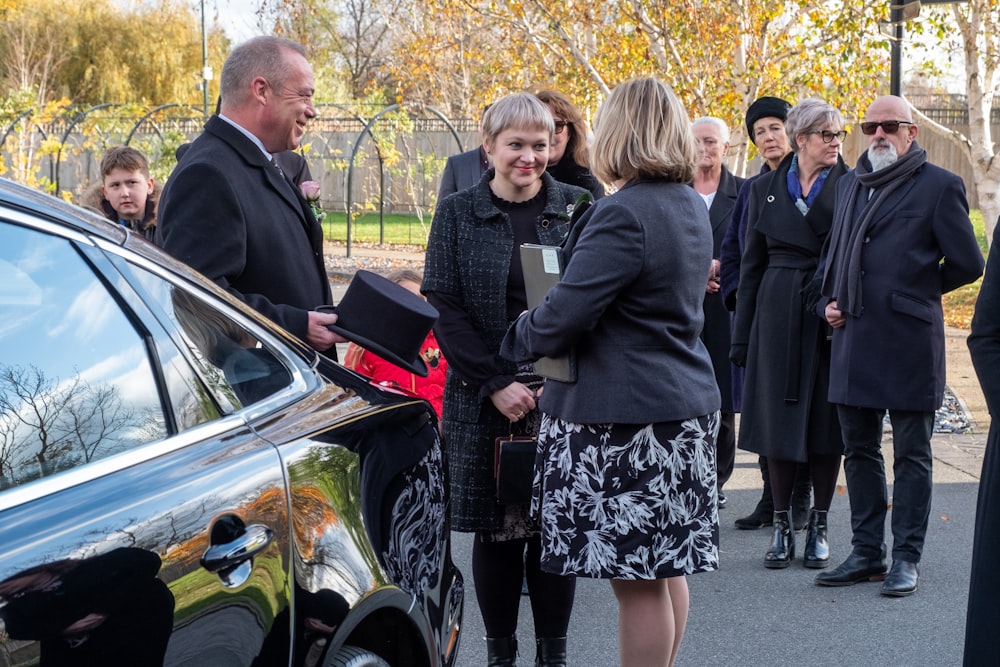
[814,95,984,596]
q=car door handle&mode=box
[201,523,274,573]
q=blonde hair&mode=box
[480,93,555,145]
[591,78,695,184]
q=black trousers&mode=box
[837,405,934,563]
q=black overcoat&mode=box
[821,160,984,412]
[732,154,845,462]
[157,116,332,343]
[965,224,1000,664]
[700,167,744,413]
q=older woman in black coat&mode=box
[731,98,847,570]
[691,116,744,510]
[423,92,587,667]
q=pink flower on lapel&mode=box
[299,180,321,202]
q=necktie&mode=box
[270,156,284,179]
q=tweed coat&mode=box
[157,116,332,343]
[819,158,984,412]
[732,154,846,462]
[699,166,745,413]
[423,171,587,532]
[964,224,1000,662]
[501,178,720,425]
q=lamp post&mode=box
[201,0,210,116]
[886,0,968,97]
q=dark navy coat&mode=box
[820,160,984,412]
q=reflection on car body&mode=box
[0,178,463,666]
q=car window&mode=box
[127,267,295,414]
[0,222,167,489]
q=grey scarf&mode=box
[823,141,927,317]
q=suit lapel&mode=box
[708,168,740,234]
[207,116,313,229]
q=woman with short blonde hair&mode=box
[424,90,588,666]
[591,77,696,186]
[502,77,720,667]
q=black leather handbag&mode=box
[493,436,536,505]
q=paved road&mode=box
[332,272,990,666]
[450,433,982,666]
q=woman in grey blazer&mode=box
[423,92,587,667]
[501,78,720,667]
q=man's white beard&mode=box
[867,140,898,171]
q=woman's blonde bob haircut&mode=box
[480,92,555,146]
[590,77,695,185]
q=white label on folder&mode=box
[542,247,561,274]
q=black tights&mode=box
[472,534,576,638]
[769,454,841,512]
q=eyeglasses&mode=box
[808,130,847,143]
[554,120,571,134]
[860,120,914,135]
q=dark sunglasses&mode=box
[860,120,914,135]
[808,130,847,143]
[554,120,572,134]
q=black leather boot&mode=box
[790,463,812,531]
[535,637,567,667]
[803,509,830,569]
[486,636,517,667]
[735,457,774,530]
[764,510,794,568]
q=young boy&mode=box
[99,146,157,242]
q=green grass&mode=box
[321,212,431,246]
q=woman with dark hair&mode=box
[534,89,605,200]
[731,98,848,570]
[423,92,587,667]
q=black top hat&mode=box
[319,270,439,377]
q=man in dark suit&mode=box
[157,36,342,354]
[437,145,488,200]
[814,95,984,596]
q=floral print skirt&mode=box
[533,412,721,579]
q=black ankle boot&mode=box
[764,510,794,569]
[535,637,567,667]
[803,509,830,569]
[486,636,517,667]
[791,463,812,531]
[735,457,774,530]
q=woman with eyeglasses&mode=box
[534,89,605,200]
[730,98,848,570]
[423,92,587,667]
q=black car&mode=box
[0,178,463,666]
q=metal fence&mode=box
[1,99,994,236]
